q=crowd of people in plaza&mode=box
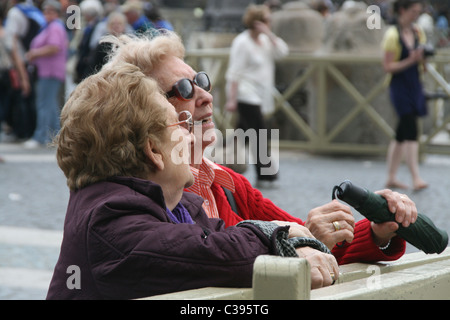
[0,0,173,153]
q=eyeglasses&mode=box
[166,72,211,101]
[166,110,193,133]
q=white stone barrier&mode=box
[145,247,450,300]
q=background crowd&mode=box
[0,0,448,152]
[0,0,173,151]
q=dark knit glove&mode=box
[237,220,331,257]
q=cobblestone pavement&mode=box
[1,142,449,299]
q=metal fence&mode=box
[186,48,450,156]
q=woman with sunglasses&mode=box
[103,31,418,281]
[225,4,289,186]
[46,59,337,299]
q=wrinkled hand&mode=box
[296,246,339,289]
[272,221,314,239]
[304,200,355,250]
[371,189,418,246]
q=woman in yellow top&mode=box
[382,0,428,191]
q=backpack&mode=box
[15,4,46,51]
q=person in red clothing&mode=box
[105,32,418,267]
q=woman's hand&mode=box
[371,189,418,247]
[25,45,59,62]
[383,47,424,74]
[296,246,339,288]
[304,200,355,250]
[408,47,425,64]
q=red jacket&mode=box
[208,164,406,264]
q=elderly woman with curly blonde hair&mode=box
[46,43,335,299]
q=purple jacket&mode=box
[46,176,282,299]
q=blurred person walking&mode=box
[0,4,19,162]
[122,0,156,35]
[88,0,133,50]
[87,11,128,73]
[74,0,104,83]
[143,0,174,31]
[4,0,46,140]
[382,0,429,191]
[225,4,288,187]
[0,4,15,141]
[24,0,68,148]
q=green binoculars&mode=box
[332,180,448,254]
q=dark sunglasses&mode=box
[166,72,211,101]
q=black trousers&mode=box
[395,113,418,142]
[237,102,277,181]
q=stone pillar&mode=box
[252,255,311,300]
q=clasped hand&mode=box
[304,189,418,249]
[272,189,417,289]
[272,220,339,289]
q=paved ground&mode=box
[1,141,449,299]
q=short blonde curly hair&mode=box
[55,62,168,190]
[102,31,185,77]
